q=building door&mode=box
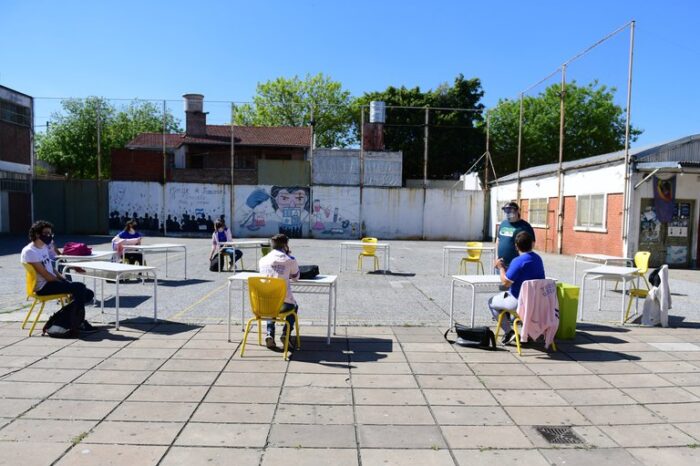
[9,191,31,234]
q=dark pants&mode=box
[267,302,298,339]
[37,280,95,313]
[221,248,243,263]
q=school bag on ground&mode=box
[42,300,85,338]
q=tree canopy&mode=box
[487,81,642,178]
[355,74,486,181]
[234,73,355,148]
[37,98,180,179]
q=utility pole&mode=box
[162,100,168,236]
[621,20,636,254]
[516,93,524,204]
[96,103,101,180]
[423,106,429,188]
[230,103,236,228]
[555,65,567,255]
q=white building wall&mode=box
[362,188,424,239]
[423,189,484,240]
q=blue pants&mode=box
[221,248,242,263]
[267,303,298,338]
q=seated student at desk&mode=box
[112,220,143,264]
[209,220,242,271]
[259,234,299,350]
[21,220,97,334]
[489,231,544,345]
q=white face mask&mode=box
[506,212,518,222]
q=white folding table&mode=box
[573,253,633,283]
[339,241,390,273]
[63,261,158,330]
[579,265,639,324]
[121,243,187,279]
[55,250,115,289]
[442,245,496,276]
[217,239,270,272]
[227,272,338,345]
[449,274,503,328]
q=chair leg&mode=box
[28,302,46,337]
[282,321,291,360]
[357,255,362,271]
[643,275,650,290]
[494,311,506,342]
[374,256,379,271]
[293,312,301,349]
[240,318,256,357]
[21,300,38,329]
[478,261,485,275]
[550,340,557,352]
[458,260,465,275]
[624,293,636,323]
[512,318,522,356]
[258,318,263,346]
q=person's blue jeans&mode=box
[267,302,298,339]
[221,248,242,265]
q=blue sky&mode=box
[1,0,698,146]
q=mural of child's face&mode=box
[276,189,307,209]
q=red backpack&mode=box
[62,242,92,256]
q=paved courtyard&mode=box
[1,235,700,465]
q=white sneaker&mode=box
[265,335,276,349]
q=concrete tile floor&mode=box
[1,322,700,465]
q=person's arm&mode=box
[225,229,233,242]
[28,262,62,283]
[289,258,300,282]
[495,259,513,287]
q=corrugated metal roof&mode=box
[492,134,700,184]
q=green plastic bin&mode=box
[556,283,580,340]
[261,246,271,257]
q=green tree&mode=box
[37,98,180,179]
[235,73,355,148]
[355,74,486,181]
[488,81,642,178]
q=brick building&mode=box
[489,134,700,268]
[111,94,311,184]
[0,85,33,233]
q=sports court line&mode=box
[169,282,228,321]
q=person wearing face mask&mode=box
[113,220,144,264]
[20,220,97,333]
[496,201,536,270]
[209,220,242,271]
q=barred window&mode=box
[528,198,548,227]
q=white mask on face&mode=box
[506,212,518,222]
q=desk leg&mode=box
[573,257,578,283]
[227,281,232,342]
[115,274,120,331]
[184,247,187,279]
[580,275,586,321]
[339,246,343,273]
[153,274,158,323]
[442,249,446,277]
[327,284,332,345]
[597,277,603,312]
[241,282,245,332]
[470,284,476,328]
[333,282,337,336]
[621,278,627,324]
[385,245,390,274]
[449,279,455,329]
[100,279,105,324]
[165,249,169,277]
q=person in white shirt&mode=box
[258,234,299,349]
[20,220,96,333]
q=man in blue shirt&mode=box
[489,231,545,345]
[497,201,535,268]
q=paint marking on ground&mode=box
[169,282,228,320]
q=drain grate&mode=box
[535,426,585,444]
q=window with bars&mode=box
[0,99,31,126]
[528,198,548,227]
[575,193,606,230]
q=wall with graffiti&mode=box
[310,186,360,239]
[109,181,163,233]
[233,185,311,238]
[164,183,230,235]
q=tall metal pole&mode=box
[516,93,524,204]
[359,106,365,237]
[423,106,429,188]
[162,100,168,236]
[309,108,314,187]
[484,111,490,189]
[230,103,236,228]
[556,65,567,255]
[96,103,101,180]
[621,20,636,254]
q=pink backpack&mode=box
[62,242,92,256]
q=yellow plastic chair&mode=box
[494,310,558,356]
[357,237,380,271]
[615,251,651,291]
[240,277,300,360]
[459,242,485,275]
[21,263,71,336]
[624,288,648,323]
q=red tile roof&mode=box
[126,125,311,150]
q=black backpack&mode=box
[648,267,662,287]
[209,253,226,272]
[299,265,320,279]
[444,323,497,350]
[42,300,84,338]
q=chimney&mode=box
[363,100,385,151]
[183,93,206,137]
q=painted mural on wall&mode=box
[109,182,163,233]
[164,183,229,235]
[234,185,311,238]
[310,186,360,239]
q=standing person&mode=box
[489,231,545,345]
[259,234,299,349]
[496,201,536,269]
[209,220,242,271]
[20,220,97,333]
[113,220,143,264]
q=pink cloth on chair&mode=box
[517,279,559,349]
[111,236,141,260]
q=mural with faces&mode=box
[234,185,310,238]
[310,186,360,239]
